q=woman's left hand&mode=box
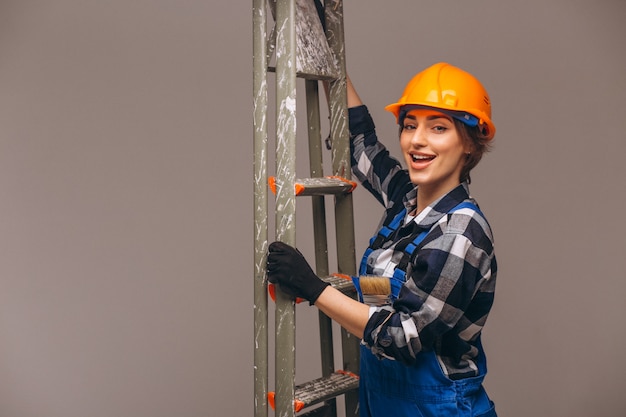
[266,242,329,305]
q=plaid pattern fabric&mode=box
[349,105,497,380]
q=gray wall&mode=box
[1,1,625,416]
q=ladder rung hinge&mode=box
[267,66,338,81]
[269,176,357,197]
[268,371,359,412]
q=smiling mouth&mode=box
[411,154,435,162]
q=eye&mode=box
[402,123,416,131]
[432,125,447,133]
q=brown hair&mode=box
[455,119,493,184]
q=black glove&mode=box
[266,241,329,305]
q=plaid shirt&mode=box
[349,105,497,380]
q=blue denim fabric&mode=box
[359,343,496,417]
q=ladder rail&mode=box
[305,78,337,415]
[253,0,269,416]
[274,0,299,416]
[325,2,360,415]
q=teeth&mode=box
[412,154,434,161]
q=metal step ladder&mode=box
[253,1,360,416]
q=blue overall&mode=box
[357,202,497,417]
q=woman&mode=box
[267,62,498,416]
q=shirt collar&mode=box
[403,182,472,228]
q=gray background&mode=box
[1,1,625,416]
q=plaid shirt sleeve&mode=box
[348,105,412,208]
[363,208,497,368]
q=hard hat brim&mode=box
[385,103,496,140]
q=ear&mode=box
[463,141,475,155]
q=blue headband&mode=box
[398,105,480,127]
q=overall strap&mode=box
[359,208,407,276]
[451,201,485,219]
[373,208,407,243]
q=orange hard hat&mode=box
[385,62,496,140]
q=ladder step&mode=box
[268,274,355,304]
[269,176,357,196]
[293,0,340,80]
[298,403,334,417]
[322,273,356,295]
[266,0,340,81]
[268,370,359,412]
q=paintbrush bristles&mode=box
[359,276,391,295]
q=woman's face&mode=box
[400,108,469,195]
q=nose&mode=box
[408,125,427,147]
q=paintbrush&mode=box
[358,276,391,306]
